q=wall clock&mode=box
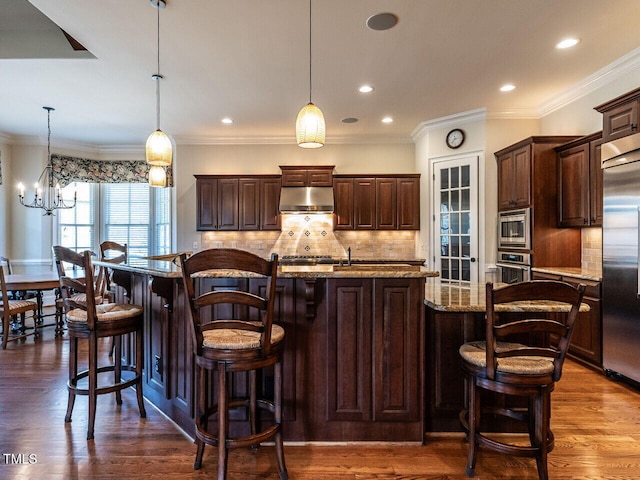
[446,128,465,149]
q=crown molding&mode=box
[411,108,487,142]
[538,46,640,117]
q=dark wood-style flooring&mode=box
[1,318,640,479]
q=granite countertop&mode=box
[95,259,439,280]
[424,281,590,313]
[531,266,602,282]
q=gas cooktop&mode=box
[279,255,334,265]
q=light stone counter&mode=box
[531,266,602,282]
[96,259,439,280]
[424,281,590,313]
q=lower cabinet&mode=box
[112,272,425,442]
[532,272,602,368]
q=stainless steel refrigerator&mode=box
[602,132,640,384]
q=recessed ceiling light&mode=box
[500,84,516,92]
[221,118,233,124]
[381,117,393,124]
[556,38,580,49]
[341,117,359,124]
[366,13,398,31]
[358,85,374,93]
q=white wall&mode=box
[0,140,11,258]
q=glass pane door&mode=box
[433,156,478,284]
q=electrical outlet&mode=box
[258,242,265,250]
[192,241,199,250]
[356,242,361,250]
[231,241,237,248]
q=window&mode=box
[58,182,172,257]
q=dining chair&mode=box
[179,248,288,480]
[1,267,39,349]
[53,245,146,440]
[459,280,586,480]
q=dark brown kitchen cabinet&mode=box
[239,176,281,231]
[196,175,280,231]
[324,278,423,425]
[556,132,603,227]
[335,175,420,230]
[195,176,238,231]
[532,271,602,369]
[280,165,334,186]
[354,178,376,229]
[595,87,640,142]
[332,177,354,229]
[497,144,531,210]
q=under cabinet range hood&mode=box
[279,186,334,213]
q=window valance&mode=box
[51,154,174,188]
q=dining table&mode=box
[5,270,84,337]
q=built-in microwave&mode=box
[498,208,530,250]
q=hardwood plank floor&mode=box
[1,321,640,479]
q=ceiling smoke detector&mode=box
[366,13,398,31]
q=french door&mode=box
[432,155,479,284]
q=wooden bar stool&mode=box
[459,280,586,480]
[179,248,288,480]
[53,246,146,440]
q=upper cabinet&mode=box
[555,132,603,228]
[333,175,420,231]
[497,144,531,210]
[195,175,281,231]
[595,87,640,143]
[280,165,334,187]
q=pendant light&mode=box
[148,165,167,187]
[146,0,172,169]
[296,0,325,148]
[18,107,77,216]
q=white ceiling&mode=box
[1,0,640,148]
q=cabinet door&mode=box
[239,178,260,230]
[590,139,604,226]
[260,178,282,230]
[353,178,376,229]
[397,177,420,230]
[326,279,372,421]
[333,177,354,230]
[281,169,307,186]
[217,178,239,230]
[558,144,590,227]
[512,145,531,208]
[497,152,514,210]
[602,100,639,142]
[196,178,218,231]
[373,279,421,422]
[308,169,333,186]
[147,276,172,399]
[376,178,397,229]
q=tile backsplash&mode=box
[201,213,419,261]
[581,227,602,272]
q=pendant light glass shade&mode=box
[148,165,167,187]
[146,129,172,166]
[296,102,325,148]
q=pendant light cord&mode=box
[155,1,161,130]
[46,107,53,188]
[308,0,312,104]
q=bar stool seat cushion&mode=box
[203,322,284,350]
[69,292,103,305]
[459,341,555,375]
[66,303,143,324]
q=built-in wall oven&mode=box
[498,208,530,250]
[496,251,531,284]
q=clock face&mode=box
[446,129,465,149]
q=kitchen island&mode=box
[424,281,590,432]
[95,258,438,443]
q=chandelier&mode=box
[296,0,325,148]
[18,107,76,216]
